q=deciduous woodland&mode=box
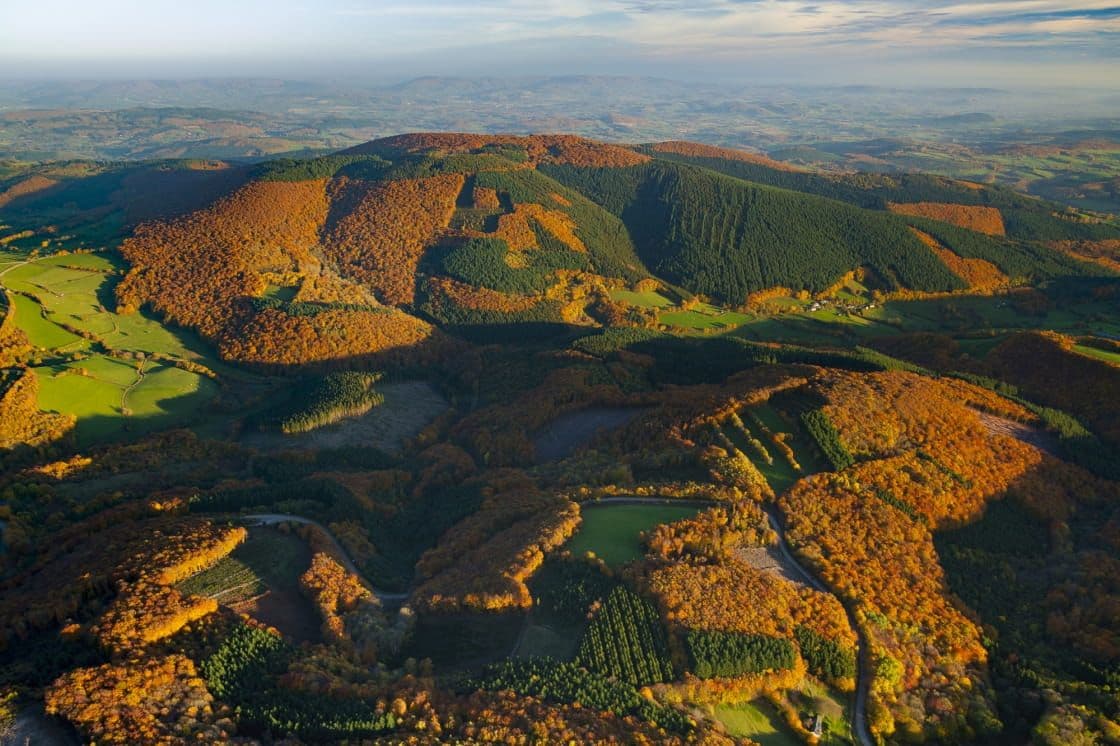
[1,132,1119,746]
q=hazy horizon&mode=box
[3,0,1119,90]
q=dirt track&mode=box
[245,514,408,602]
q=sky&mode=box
[1,0,1118,87]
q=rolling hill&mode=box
[1,132,1115,368]
[3,132,1120,746]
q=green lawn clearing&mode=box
[566,503,701,567]
[608,288,674,308]
[713,700,799,746]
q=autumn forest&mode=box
[0,131,1118,746]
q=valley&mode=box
[0,132,1118,746]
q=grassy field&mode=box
[607,268,1120,348]
[608,288,674,308]
[790,678,853,745]
[34,359,219,444]
[1,251,228,444]
[729,280,1120,349]
[566,503,701,567]
[660,303,752,332]
[3,257,217,362]
[607,288,755,334]
[177,526,312,604]
[713,700,799,746]
[261,284,298,301]
[1073,343,1120,366]
[9,292,88,350]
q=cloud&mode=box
[0,0,1117,84]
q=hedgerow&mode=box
[801,409,854,470]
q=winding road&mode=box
[246,502,873,746]
[578,497,874,746]
[760,505,874,746]
[244,513,409,602]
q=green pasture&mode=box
[1074,343,1120,366]
[660,303,752,332]
[262,284,298,301]
[618,271,1120,348]
[726,287,1120,349]
[2,258,215,362]
[34,358,219,444]
[0,252,232,444]
[713,700,798,746]
[8,292,88,350]
[791,678,853,745]
[0,248,29,266]
[38,252,121,271]
[566,503,701,567]
[608,288,674,308]
[732,313,884,347]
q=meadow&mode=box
[714,700,799,746]
[713,681,853,746]
[565,503,701,566]
[0,250,226,444]
[607,268,1120,351]
[660,303,753,332]
[1073,343,1120,366]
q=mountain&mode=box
[1,132,1115,370]
[4,132,1120,746]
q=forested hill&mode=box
[0,132,1114,366]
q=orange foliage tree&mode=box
[45,654,236,745]
[888,202,1006,236]
[117,179,328,336]
[910,228,1009,291]
[0,367,74,449]
[414,479,580,612]
[775,370,1110,741]
[651,140,801,172]
[322,174,464,305]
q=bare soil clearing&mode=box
[232,588,322,644]
[975,410,1060,456]
[735,545,811,588]
[533,406,647,462]
[243,381,448,454]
